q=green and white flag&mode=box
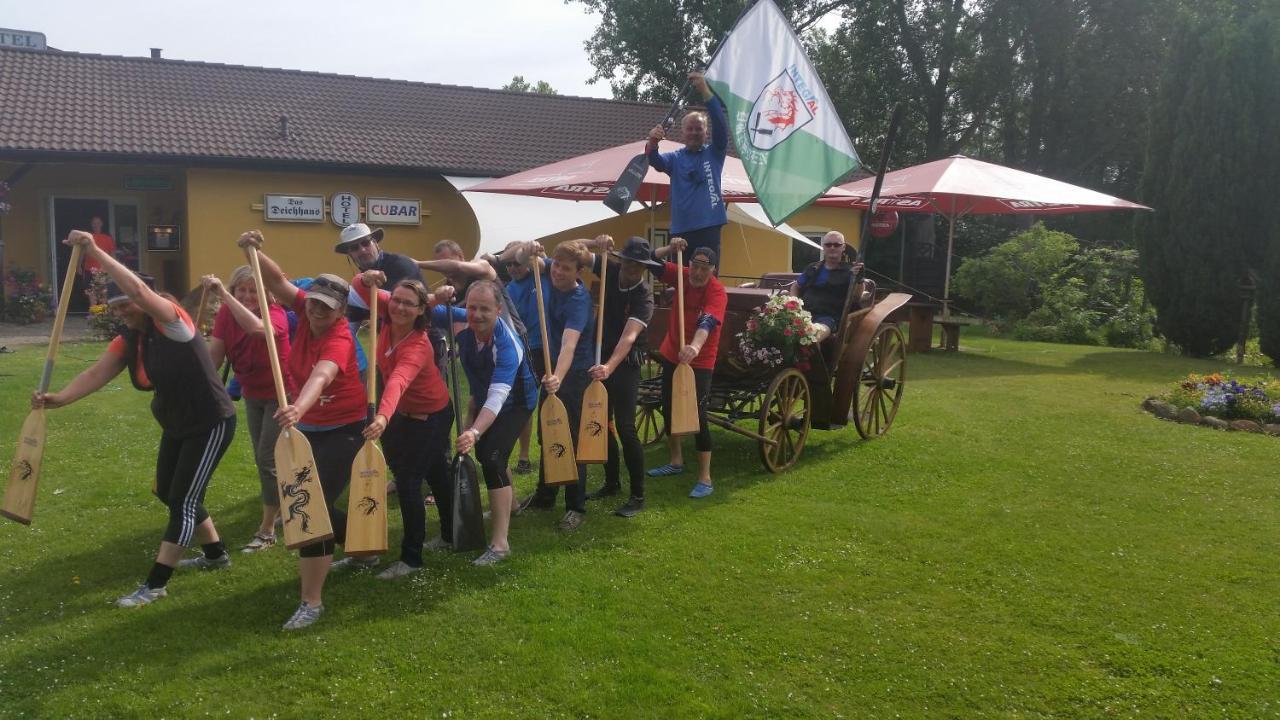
[705,0,860,225]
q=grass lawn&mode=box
[0,332,1276,718]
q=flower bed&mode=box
[736,293,821,371]
[2,267,52,324]
[1144,371,1280,434]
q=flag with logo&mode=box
[704,0,860,225]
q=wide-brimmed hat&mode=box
[609,236,664,269]
[105,273,156,305]
[303,273,349,309]
[333,223,385,254]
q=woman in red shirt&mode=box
[237,230,366,631]
[647,238,727,498]
[203,265,298,553]
[353,272,453,579]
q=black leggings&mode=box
[382,405,453,567]
[604,361,645,498]
[476,403,533,490]
[659,359,713,452]
[297,422,364,559]
[154,415,236,546]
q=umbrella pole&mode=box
[942,216,955,320]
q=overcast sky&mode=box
[4,0,618,98]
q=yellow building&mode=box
[1,46,860,311]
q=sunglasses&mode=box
[310,277,347,293]
[347,238,376,251]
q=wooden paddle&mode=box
[531,255,579,485]
[603,80,690,215]
[2,243,83,525]
[194,284,211,335]
[344,280,388,556]
[577,252,609,463]
[247,247,333,550]
[671,249,700,435]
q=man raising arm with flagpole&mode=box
[647,70,729,270]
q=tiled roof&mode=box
[0,47,680,176]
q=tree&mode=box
[952,222,1079,323]
[1137,7,1274,356]
[502,75,558,94]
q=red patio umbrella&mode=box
[467,139,858,206]
[815,155,1150,316]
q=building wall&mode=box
[185,168,478,289]
[786,206,864,250]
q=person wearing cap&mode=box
[34,230,237,609]
[351,271,454,578]
[201,266,298,553]
[646,70,729,269]
[788,231,860,343]
[648,237,727,498]
[581,235,660,517]
[510,240,595,531]
[238,230,368,631]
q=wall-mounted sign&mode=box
[366,197,421,225]
[125,175,174,191]
[0,28,46,51]
[147,224,181,252]
[264,194,324,222]
[330,192,359,227]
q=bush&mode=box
[2,267,52,324]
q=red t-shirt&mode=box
[211,302,296,401]
[658,262,727,370]
[82,233,116,274]
[288,289,365,427]
[351,281,450,417]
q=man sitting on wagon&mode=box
[789,231,861,343]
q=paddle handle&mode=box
[594,252,607,366]
[195,285,210,335]
[675,249,686,356]
[531,255,554,377]
[246,247,290,409]
[367,282,378,410]
[444,300,465,439]
[39,243,83,394]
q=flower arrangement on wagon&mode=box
[736,294,822,371]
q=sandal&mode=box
[646,463,685,477]
[241,533,276,553]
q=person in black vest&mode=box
[335,223,424,322]
[789,231,860,343]
[582,235,660,517]
[34,230,236,609]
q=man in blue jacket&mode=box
[646,70,728,269]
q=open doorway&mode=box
[51,198,139,313]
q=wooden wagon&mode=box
[636,273,912,472]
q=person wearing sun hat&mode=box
[35,230,237,610]
[333,223,424,323]
[237,229,369,631]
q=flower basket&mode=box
[3,267,53,325]
[735,294,821,372]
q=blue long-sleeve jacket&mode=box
[648,95,729,235]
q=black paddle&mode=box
[445,300,486,553]
[603,79,693,215]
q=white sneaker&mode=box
[331,555,378,571]
[116,584,167,608]
[282,601,323,630]
[376,561,420,580]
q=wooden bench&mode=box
[936,315,980,351]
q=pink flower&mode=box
[786,301,799,310]
[783,328,793,336]
[792,317,803,326]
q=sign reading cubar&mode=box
[366,198,421,225]
[264,194,324,222]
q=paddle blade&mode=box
[344,440,388,556]
[540,394,579,485]
[274,428,334,550]
[604,154,648,214]
[576,380,608,463]
[1,410,46,525]
[671,364,700,436]
[451,454,486,552]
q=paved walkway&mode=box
[0,317,96,350]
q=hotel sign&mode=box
[330,192,359,227]
[0,29,46,51]
[264,194,324,222]
[366,197,421,225]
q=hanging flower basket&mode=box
[735,293,822,371]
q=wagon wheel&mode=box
[636,354,667,447]
[852,324,906,439]
[758,368,810,473]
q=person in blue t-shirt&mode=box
[511,240,595,531]
[647,70,729,269]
